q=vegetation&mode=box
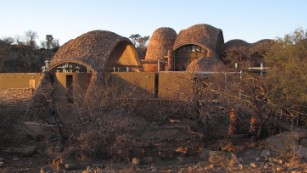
[0,31,59,72]
[129,34,150,59]
[0,28,307,172]
[265,28,307,109]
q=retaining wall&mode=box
[0,73,42,89]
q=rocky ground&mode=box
[1,120,307,173]
[1,143,307,173]
[1,90,307,173]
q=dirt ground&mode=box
[1,138,307,173]
[1,90,307,173]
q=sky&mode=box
[0,0,306,45]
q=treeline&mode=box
[129,34,150,59]
[0,30,59,72]
[264,28,307,109]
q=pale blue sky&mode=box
[0,0,306,45]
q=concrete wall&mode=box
[109,72,194,100]
[0,73,42,89]
[158,72,194,100]
[109,72,156,98]
[54,72,90,103]
[0,72,196,102]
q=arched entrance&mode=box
[48,62,92,104]
[174,44,208,71]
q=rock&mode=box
[199,149,209,160]
[40,165,54,173]
[20,145,37,156]
[0,161,4,168]
[259,150,270,160]
[300,138,307,147]
[257,156,266,163]
[131,157,140,165]
[267,129,307,160]
[18,121,57,141]
[242,149,262,163]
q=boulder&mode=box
[15,144,37,156]
[199,149,209,160]
[266,128,307,159]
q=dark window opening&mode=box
[66,75,73,103]
[174,44,208,71]
[50,74,55,84]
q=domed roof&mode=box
[224,39,251,50]
[173,24,224,55]
[221,39,251,63]
[249,39,274,55]
[145,27,177,60]
[48,30,140,73]
[223,39,251,56]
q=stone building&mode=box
[144,24,225,72]
[27,23,273,107]
[144,23,273,72]
[221,39,273,69]
[32,30,142,104]
[143,27,177,72]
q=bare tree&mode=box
[137,36,150,49]
[129,34,141,46]
[25,30,38,48]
